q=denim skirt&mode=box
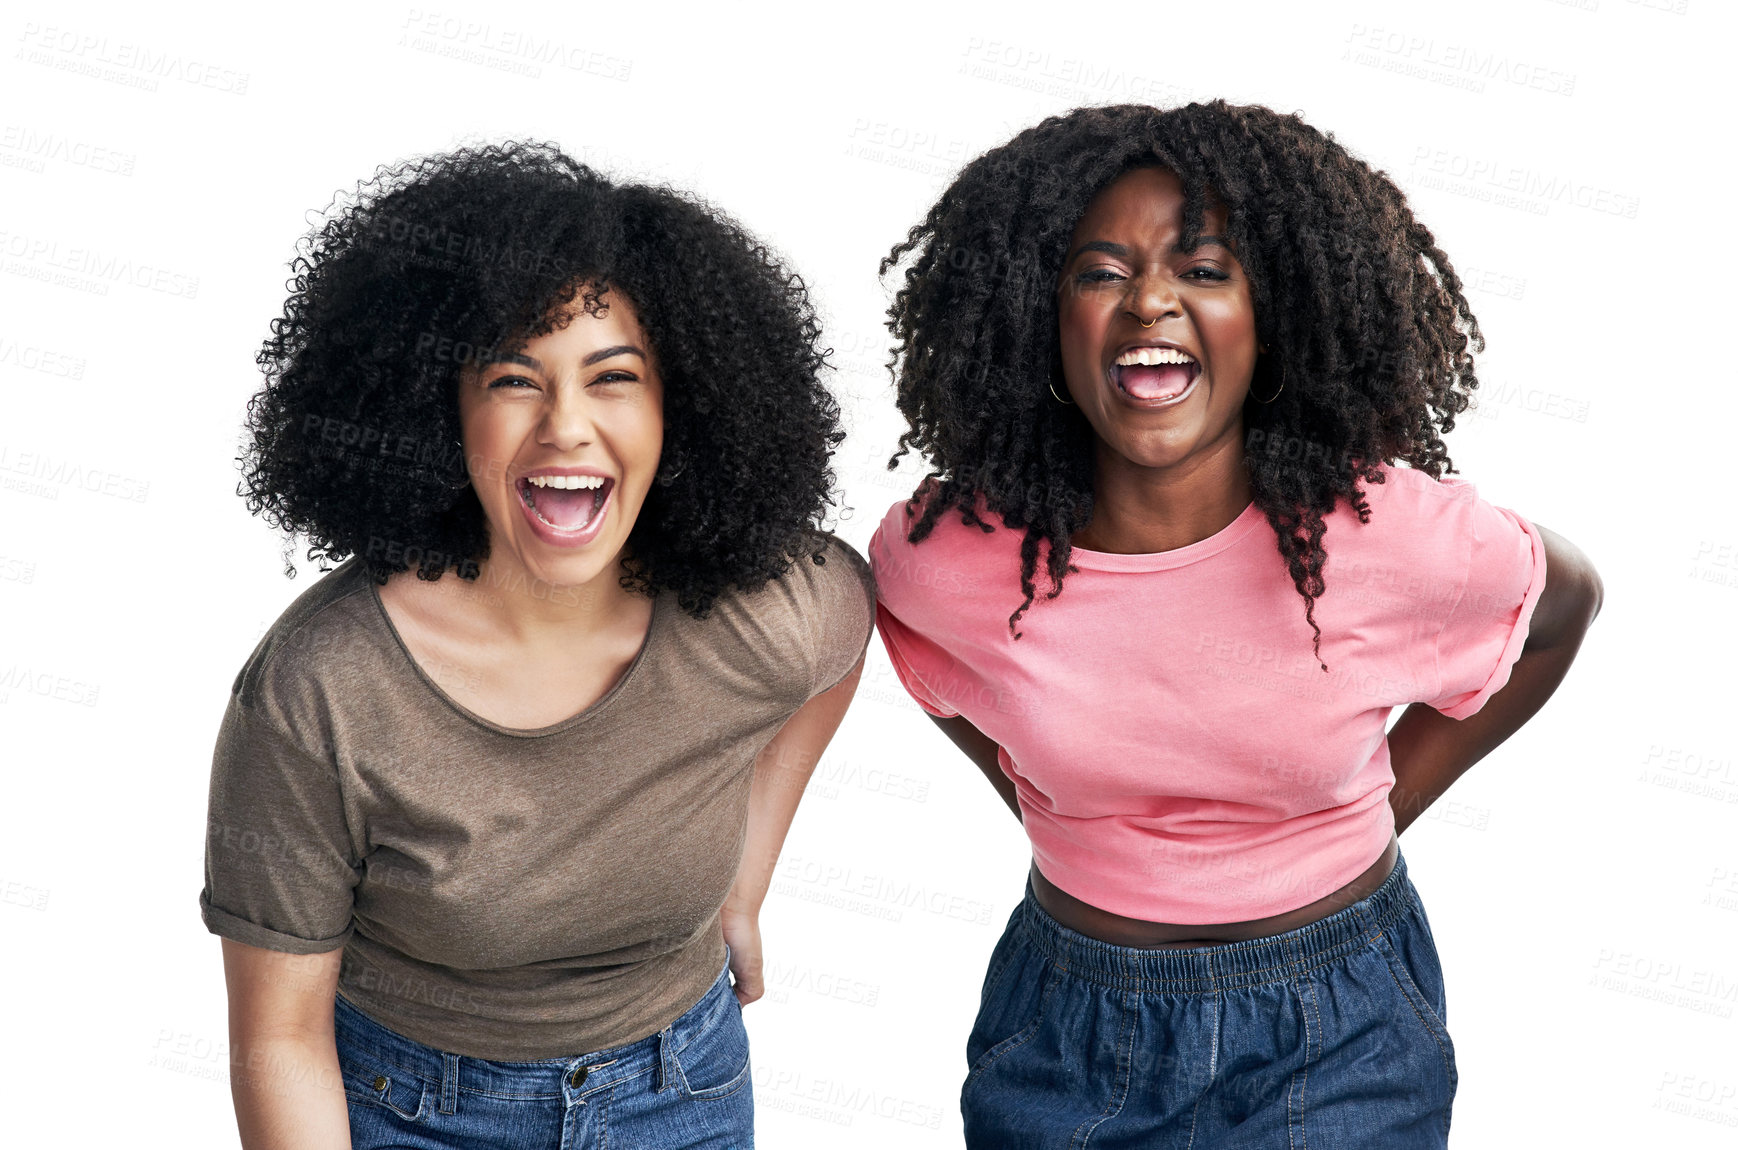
[335,958,753,1149]
[962,853,1456,1149]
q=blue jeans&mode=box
[963,853,1456,1148]
[335,959,753,1149]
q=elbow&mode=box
[1525,529,1602,651]
[1583,561,1605,627]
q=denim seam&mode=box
[680,1061,753,1102]
[963,960,1059,1090]
[578,1065,652,1103]
[667,1006,752,1101]
[440,1052,458,1115]
[672,997,730,1058]
[349,1076,426,1122]
[1372,929,1455,1082]
[1298,955,1325,1150]
[461,1086,565,1100]
[1285,932,1315,1150]
[1069,991,1138,1149]
[1183,979,1218,1150]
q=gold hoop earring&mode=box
[1251,359,1286,404]
[1048,380,1075,406]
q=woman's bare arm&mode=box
[1387,524,1603,832]
[723,653,866,1003]
[222,939,349,1149]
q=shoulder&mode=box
[1328,464,1495,556]
[790,531,875,609]
[869,485,1019,603]
[715,531,873,620]
[1323,464,1540,621]
[682,531,875,700]
[1356,463,1484,513]
[231,560,389,740]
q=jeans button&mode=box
[569,1066,588,1088]
[372,1075,388,1091]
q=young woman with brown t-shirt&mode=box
[202,143,873,1148]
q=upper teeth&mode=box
[526,475,605,490]
[1115,347,1197,367]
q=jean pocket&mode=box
[1371,927,1457,1084]
[336,1039,430,1122]
[963,956,1056,1091]
[671,992,752,1101]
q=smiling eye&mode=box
[1076,268,1126,285]
[1183,266,1230,281]
[486,374,538,390]
[587,373,643,392]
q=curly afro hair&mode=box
[242,140,845,616]
[881,101,1482,663]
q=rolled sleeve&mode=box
[201,697,360,953]
[874,600,962,718]
[1429,500,1549,719]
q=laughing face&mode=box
[1056,165,1259,477]
[458,290,664,591]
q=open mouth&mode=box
[517,474,612,533]
[1112,347,1201,404]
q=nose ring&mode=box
[1138,317,1158,329]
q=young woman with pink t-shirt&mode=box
[871,102,1601,1148]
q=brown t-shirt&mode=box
[201,534,874,1060]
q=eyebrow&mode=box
[484,345,647,370]
[1065,235,1233,264]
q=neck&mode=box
[1077,433,1253,555]
[459,552,647,642]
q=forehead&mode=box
[1070,166,1227,243]
[528,286,645,347]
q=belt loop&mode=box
[440,1053,459,1115]
[655,1025,680,1093]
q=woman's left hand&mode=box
[721,902,765,1005]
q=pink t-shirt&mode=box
[869,465,1548,923]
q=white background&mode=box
[2,0,1734,1145]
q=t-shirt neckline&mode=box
[1064,500,1265,572]
[364,570,665,739]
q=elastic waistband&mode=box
[1016,853,1419,994]
[334,957,736,1101]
